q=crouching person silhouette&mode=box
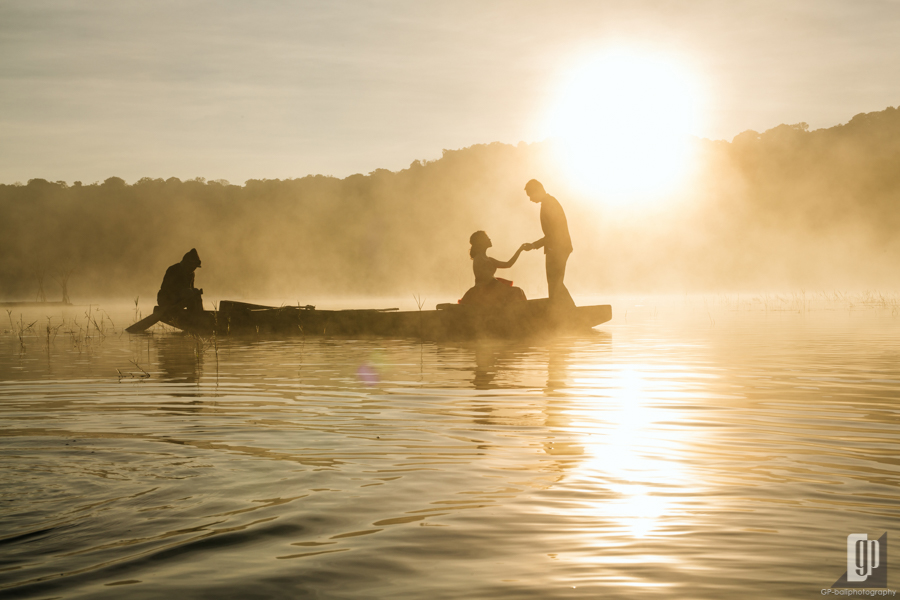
[157,248,204,313]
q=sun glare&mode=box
[547,49,703,205]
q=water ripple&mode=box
[0,305,899,598]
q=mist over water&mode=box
[3,99,900,598]
[2,105,899,306]
[1,298,898,598]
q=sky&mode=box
[1,0,899,185]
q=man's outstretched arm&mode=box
[526,237,545,250]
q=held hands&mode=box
[520,243,533,252]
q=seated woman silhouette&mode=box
[460,231,529,307]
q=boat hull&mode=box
[156,299,612,339]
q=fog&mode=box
[1,105,898,307]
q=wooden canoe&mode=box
[151,299,612,339]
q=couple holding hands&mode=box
[461,179,575,310]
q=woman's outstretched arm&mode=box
[493,244,531,269]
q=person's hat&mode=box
[182,248,201,267]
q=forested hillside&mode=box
[2,106,898,303]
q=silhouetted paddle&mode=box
[126,297,193,333]
[217,301,397,313]
[218,300,277,311]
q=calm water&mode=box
[1,298,899,599]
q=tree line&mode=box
[1,105,898,303]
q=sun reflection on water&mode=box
[567,366,703,539]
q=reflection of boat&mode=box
[156,299,612,339]
[155,335,201,384]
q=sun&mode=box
[547,49,703,205]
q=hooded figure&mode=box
[157,248,203,311]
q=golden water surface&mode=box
[1,299,898,598]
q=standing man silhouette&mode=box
[523,179,575,309]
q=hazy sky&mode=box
[1,0,898,184]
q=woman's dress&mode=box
[460,255,527,306]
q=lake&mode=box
[1,296,898,599]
